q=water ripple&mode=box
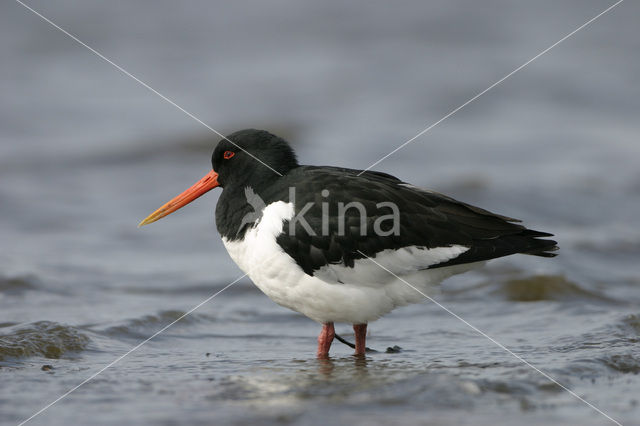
[491,274,616,303]
[0,321,90,361]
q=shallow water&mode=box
[1,0,640,425]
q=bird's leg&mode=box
[353,323,367,356]
[317,322,335,358]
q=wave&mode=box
[618,314,640,336]
[0,321,90,361]
[491,274,615,303]
[99,310,217,339]
[599,353,640,374]
[0,275,40,295]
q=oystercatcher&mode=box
[139,129,558,358]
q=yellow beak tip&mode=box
[137,218,152,228]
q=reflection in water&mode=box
[314,355,371,378]
[315,357,335,377]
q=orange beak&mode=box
[138,170,219,227]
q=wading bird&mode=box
[139,129,557,358]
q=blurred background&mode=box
[1,1,639,425]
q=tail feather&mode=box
[520,231,559,258]
[431,228,559,269]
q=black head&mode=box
[212,129,299,188]
[137,129,298,227]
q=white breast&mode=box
[222,201,481,324]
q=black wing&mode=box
[272,166,558,277]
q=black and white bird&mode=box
[139,129,558,358]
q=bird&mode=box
[139,129,558,358]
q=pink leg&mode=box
[353,323,367,356]
[317,322,335,358]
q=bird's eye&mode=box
[223,151,235,160]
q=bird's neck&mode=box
[215,177,284,241]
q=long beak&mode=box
[138,170,219,227]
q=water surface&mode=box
[1,0,639,425]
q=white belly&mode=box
[222,201,481,324]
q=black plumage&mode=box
[213,130,558,277]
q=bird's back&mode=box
[267,166,557,278]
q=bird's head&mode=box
[138,129,298,227]
[212,129,298,188]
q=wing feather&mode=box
[269,166,557,277]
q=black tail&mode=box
[431,228,559,269]
[517,229,559,258]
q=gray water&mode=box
[1,0,640,425]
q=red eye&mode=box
[223,150,235,160]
